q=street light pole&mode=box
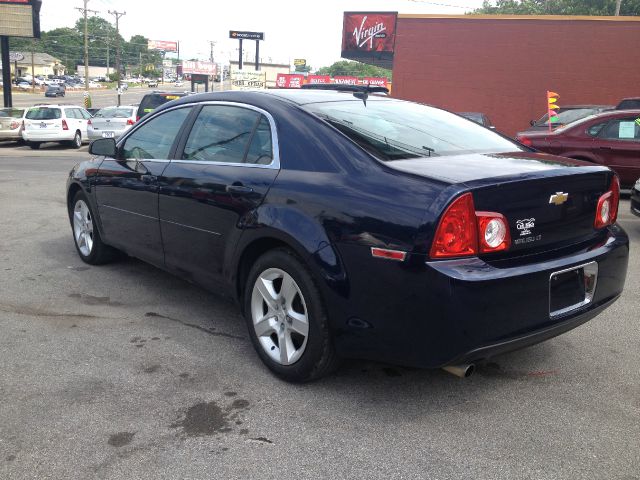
[108,9,126,106]
[75,0,98,91]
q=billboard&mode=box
[229,31,265,41]
[341,12,397,69]
[148,40,178,52]
[0,0,41,38]
[182,60,216,75]
[276,74,305,89]
[307,75,331,85]
[231,70,266,90]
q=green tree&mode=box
[316,60,392,80]
[473,0,640,15]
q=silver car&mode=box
[0,108,26,141]
[87,106,137,141]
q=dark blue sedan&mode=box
[67,89,628,381]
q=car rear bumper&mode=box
[22,130,74,142]
[0,130,22,140]
[330,226,629,368]
[88,127,129,141]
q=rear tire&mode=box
[70,190,118,265]
[28,142,41,150]
[243,248,339,382]
[69,131,82,149]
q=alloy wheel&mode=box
[73,199,94,257]
[250,268,309,365]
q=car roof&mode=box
[162,89,394,112]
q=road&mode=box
[7,82,230,109]
[0,144,638,480]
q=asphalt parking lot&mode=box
[0,142,639,480]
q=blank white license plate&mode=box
[101,131,115,138]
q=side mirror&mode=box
[89,137,117,157]
[529,120,535,126]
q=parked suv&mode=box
[136,91,191,121]
[22,105,92,149]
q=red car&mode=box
[516,109,640,188]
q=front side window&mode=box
[122,107,191,160]
[600,119,640,141]
[182,105,263,163]
[304,98,520,160]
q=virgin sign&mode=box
[342,12,397,54]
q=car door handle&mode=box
[599,146,612,150]
[226,184,253,194]
[141,174,156,184]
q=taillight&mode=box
[518,136,532,147]
[9,120,19,130]
[136,116,140,122]
[430,193,478,258]
[62,119,69,130]
[594,176,620,229]
[430,193,512,259]
[87,119,92,126]
[127,118,134,125]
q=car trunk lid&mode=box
[389,151,614,254]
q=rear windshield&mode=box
[26,108,62,120]
[0,108,24,118]
[303,98,520,160]
[616,99,640,110]
[95,107,134,118]
[534,108,602,126]
[139,93,184,117]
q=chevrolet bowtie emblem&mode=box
[549,192,569,205]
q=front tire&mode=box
[244,248,338,382]
[70,191,117,265]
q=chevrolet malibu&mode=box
[66,89,628,382]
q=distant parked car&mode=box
[522,105,613,134]
[631,178,640,217]
[16,82,32,91]
[616,98,640,110]
[174,81,184,87]
[458,112,494,129]
[516,109,640,188]
[147,80,159,88]
[22,104,92,149]
[88,106,137,141]
[136,91,192,120]
[0,108,26,142]
[45,85,65,97]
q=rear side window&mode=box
[65,109,78,119]
[600,119,640,141]
[26,108,61,120]
[182,105,262,163]
[122,107,191,160]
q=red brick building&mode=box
[391,14,640,135]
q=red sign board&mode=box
[362,77,388,88]
[333,76,359,86]
[342,12,397,54]
[307,75,331,85]
[276,74,305,89]
[182,60,216,75]
[0,0,30,3]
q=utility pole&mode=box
[615,0,622,15]
[75,0,99,91]
[108,9,126,106]
[106,35,110,77]
[31,39,36,93]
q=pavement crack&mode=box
[0,303,108,320]
[144,312,245,340]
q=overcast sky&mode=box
[40,0,485,68]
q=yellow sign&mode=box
[293,58,306,67]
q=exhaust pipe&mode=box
[442,364,475,378]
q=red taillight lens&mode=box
[9,120,19,130]
[594,176,620,229]
[87,119,92,126]
[476,212,511,253]
[518,136,532,147]
[62,119,69,130]
[136,116,140,122]
[430,193,478,258]
[127,118,134,125]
